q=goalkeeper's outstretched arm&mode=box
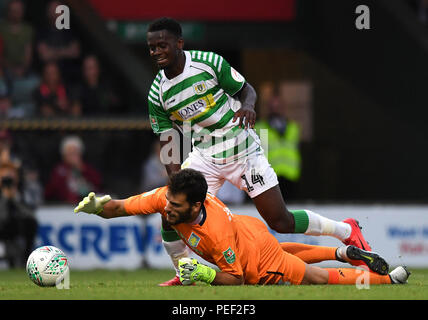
[97,199,128,219]
[74,192,130,219]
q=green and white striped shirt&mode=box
[148,50,261,164]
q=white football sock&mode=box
[304,210,352,241]
[163,239,190,276]
[335,246,349,262]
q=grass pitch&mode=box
[0,268,427,300]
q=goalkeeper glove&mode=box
[179,257,216,285]
[74,192,111,214]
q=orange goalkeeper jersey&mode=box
[124,186,301,285]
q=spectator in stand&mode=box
[0,129,43,209]
[0,161,38,268]
[0,0,34,79]
[0,129,21,170]
[0,0,39,118]
[36,0,81,85]
[255,92,301,200]
[34,61,80,117]
[73,54,121,116]
[140,141,168,192]
[45,135,102,204]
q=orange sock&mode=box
[280,242,337,263]
[327,268,391,285]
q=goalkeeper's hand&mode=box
[74,192,111,214]
[179,257,216,285]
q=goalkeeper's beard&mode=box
[166,209,193,225]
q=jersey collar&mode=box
[161,51,191,82]
[190,204,207,226]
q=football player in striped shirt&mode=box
[146,17,371,286]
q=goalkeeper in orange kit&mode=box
[74,169,410,286]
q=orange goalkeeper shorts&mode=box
[257,231,307,285]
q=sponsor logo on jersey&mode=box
[223,247,236,264]
[192,81,207,95]
[174,94,215,121]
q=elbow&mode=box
[250,83,257,99]
[245,82,257,100]
[232,274,245,285]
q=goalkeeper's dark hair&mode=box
[168,169,207,205]
[147,17,182,39]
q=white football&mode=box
[26,246,69,287]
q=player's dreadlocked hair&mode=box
[147,17,182,39]
[168,169,208,205]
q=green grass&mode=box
[0,268,427,300]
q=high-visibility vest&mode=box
[256,120,301,181]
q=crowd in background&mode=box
[0,0,129,266]
[0,0,249,210]
[0,0,125,119]
[0,0,131,201]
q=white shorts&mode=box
[181,151,279,198]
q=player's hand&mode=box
[74,192,111,214]
[179,258,216,285]
[233,105,256,129]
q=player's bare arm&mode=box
[211,271,244,285]
[160,138,181,176]
[233,82,257,129]
[97,199,128,219]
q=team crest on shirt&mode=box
[222,247,236,264]
[192,81,207,95]
[188,232,201,248]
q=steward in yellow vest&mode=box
[255,113,301,198]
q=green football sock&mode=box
[290,209,309,233]
[290,209,351,240]
[161,227,181,242]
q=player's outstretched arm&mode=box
[74,192,129,219]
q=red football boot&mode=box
[158,275,183,287]
[342,218,372,268]
[343,218,372,251]
[158,275,196,286]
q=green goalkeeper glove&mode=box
[74,192,111,214]
[178,257,216,285]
